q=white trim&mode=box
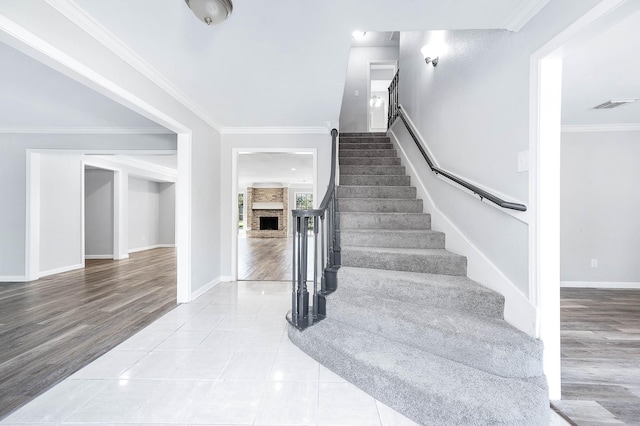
[529,0,634,401]
[221,127,328,135]
[85,255,114,260]
[176,133,192,303]
[561,123,640,133]
[128,244,175,254]
[389,128,537,336]
[396,104,528,223]
[190,277,223,301]
[503,0,552,32]
[0,127,171,134]
[40,263,83,278]
[0,276,29,282]
[26,151,41,281]
[43,0,222,132]
[561,281,640,289]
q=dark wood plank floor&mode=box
[0,248,176,420]
[238,236,314,281]
[557,288,640,425]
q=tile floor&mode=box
[2,281,568,425]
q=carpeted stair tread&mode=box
[342,246,467,276]
[288,319,549,426]
[339,149,397,158]
[339,175,411,186]
[339,157,401,165]
[337,266,503,317]
[328,293,543,378]
[339,212,431,230]
[340,165,406,175]
[339,229,445,249]
[340,142,393,150]
[337,185,416,199]
[337,198,423,213]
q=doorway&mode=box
[84,166,116,260]
[368,61,397,132]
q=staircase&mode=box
[287,132,549,425]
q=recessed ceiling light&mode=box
[593,99,637,109]
[352,31,366,40]
[291,168,296,171]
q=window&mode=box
[238,192,244,229]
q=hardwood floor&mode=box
[557,288,640,425]
[0,248,176,420]
[238,236,314,281]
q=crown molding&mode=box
[0,126,173,134]
[221,127,330,135]
[43,0,222,132]
[561,123,640,133]
[503,0,551,32]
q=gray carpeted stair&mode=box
[288,132,548,425]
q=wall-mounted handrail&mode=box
[392,104,527,212]
[288,129,340,330]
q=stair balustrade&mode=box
[287,128,340,330]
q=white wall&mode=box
[39,153,83,275]
[394,0,603,334]
[159,183,176,245]
[561,130,640,285]
[1,3,221,296]
[220,133,331,279]
[0,133,175,280]
[84,168,114,258]
[128,177,175,251]
[339,47,399,133]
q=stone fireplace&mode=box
[246,185,288,238]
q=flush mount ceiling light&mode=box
[184,0,233,25]
[593,99,637,109]
[352,31,367,40]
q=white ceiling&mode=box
[562,9,640,128]
[65,0,550,129]
[0,40,165,131]
[238,153,314,189]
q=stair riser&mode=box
[338,199,423,213]
[329,299,543,378]
[341,248,467,276]
[340,165,405,176]
[340,143,393,150]
[337,186,416,199]
[340,213,431,230]
[339,231,445,249]
[339,157,401,166]
[340,136,390,144]
[339,175,410,186]
[340,132,387,138]
[339,149,397,158]
[338,267,504,318]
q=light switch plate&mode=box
[517,150,529,172]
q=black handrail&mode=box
[287,129,340,330]
[393,105,527,212]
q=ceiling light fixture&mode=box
[420,44,439,67]
[593,99,637,109]
[352,31,366,40]
[184,0,233,25]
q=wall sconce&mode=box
[420,45,439,67]
[184,0,233,25]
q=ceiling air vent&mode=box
[593,99,637,109]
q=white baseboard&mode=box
[190,277,223,301]
[114,253,129,260]
[40,263,84,278]
[85,255,114,260]
[219,276,233,282]
[561,281,640,289]
[0,276,29,282]
[128,244,175,254]
[389,128,537,336]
